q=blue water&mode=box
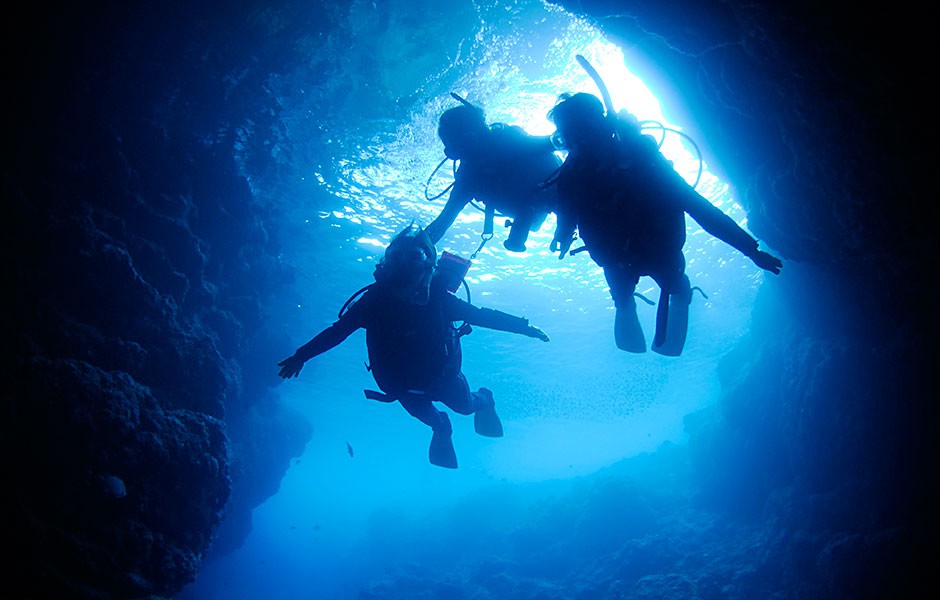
[179,3,768,598]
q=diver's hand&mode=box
[525,325,550,342]
[550,236,573,260]
[751,249,782,275]
[277,354,306,379]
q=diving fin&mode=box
[615,296,647,353]
[652,275,691,357]
[429,413,458,469]
[473,388,504,438]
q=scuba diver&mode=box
[277,224,550,469]
[547,92,782,357]
[423,97,562,253]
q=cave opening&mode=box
[182,6,773,599]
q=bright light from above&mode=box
[276,0,765,488]
[295,2,762,341]
[512,37,668,136]
[320,15,717,248]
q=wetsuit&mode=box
[425,125,561,251]
[553,127,761,353]
[292,282,536,429]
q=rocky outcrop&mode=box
[6,358,228,598]
[3,3,317,597]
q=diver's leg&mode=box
[398,394,447,427]
[436,373,503,437]
[651,268,692,357]
[398,394,457,468]
[434,372,475,415]
[606,264,646,353]
[504,210,537,252]
[529,210,548,232]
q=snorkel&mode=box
[576,54,616,118]
[573,54,704,188]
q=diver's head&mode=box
[547,92,608,150]
[374,224,438,304]
[438,104,487,160]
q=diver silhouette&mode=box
[277,224,549,469]
[423,96,562,253]
[547,92,782,357]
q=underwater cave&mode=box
[2,1,935,599]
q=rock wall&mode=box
[2,2,318,597]
[546,0,937,595]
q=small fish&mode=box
[346,441,354,458]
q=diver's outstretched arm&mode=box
[277,324,352,378]
[424,184,472,245]
[750,248,783,274]
[277,354,307,379]
[446,295,549,341]
[277,298,365,378]
[681,186,782,274]
[523,323,550,342]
